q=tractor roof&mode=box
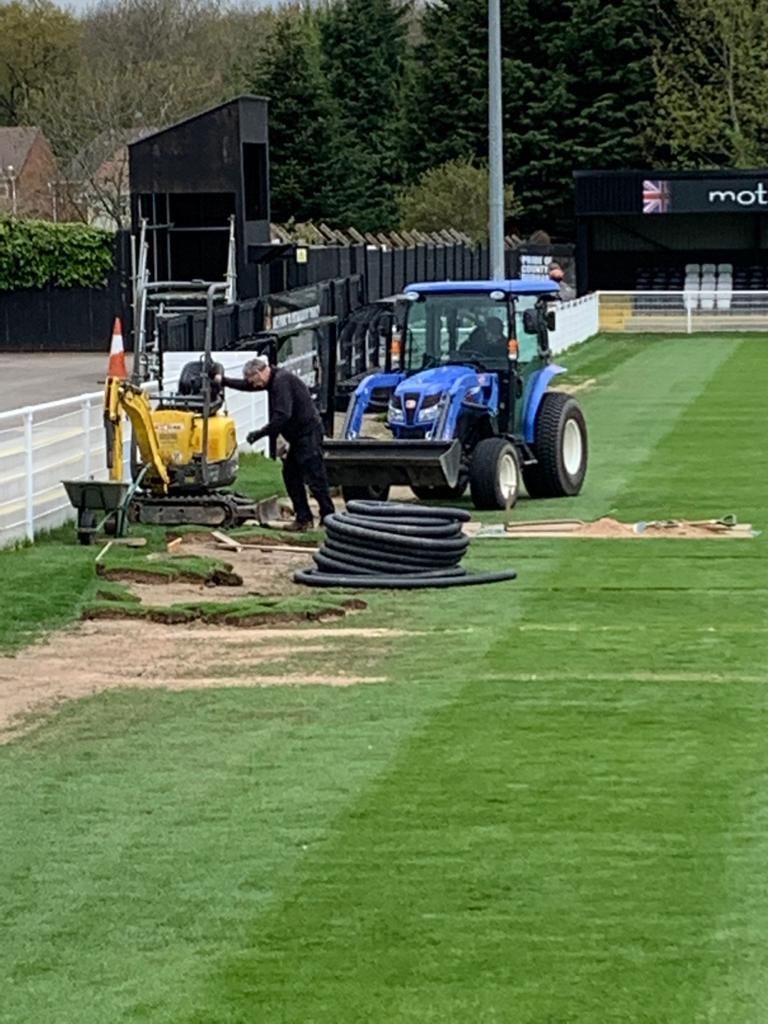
[404,279,560,296]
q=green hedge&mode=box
[0,218,116,291]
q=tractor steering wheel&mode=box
[447,355,488,371]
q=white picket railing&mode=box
[550,294,599,353]
[0,393,109,546]
[596,290,768,334]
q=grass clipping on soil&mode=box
[84,594,365,627]
[86,540,363,627]
[468,516,756,539]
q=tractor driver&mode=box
[459,315,506,361]
[216,356,335,531]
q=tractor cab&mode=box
[387,279,560,438]
[397,280,558,377]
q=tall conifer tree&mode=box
[252,9,342,224]
[319,0,409,230]
[404,0,657,232]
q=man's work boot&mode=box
[282,518,314,533]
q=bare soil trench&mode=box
[0,535,396,742]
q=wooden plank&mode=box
[211,530,243,552]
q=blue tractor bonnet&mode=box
[403,279,561,297]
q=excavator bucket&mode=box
[323,438,462,490]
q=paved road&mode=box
[0,354,134,414]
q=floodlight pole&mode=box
[488,0,505,280]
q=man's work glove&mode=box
[246,430,263,445]
[276,439,290,461]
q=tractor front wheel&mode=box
[524,392,588,498]
[411,480,467,502]
[469,438,520,510]
[342,484,391,504]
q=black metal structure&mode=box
[0,232,131,352]
[575,168,768,292]
[129,96,270,299]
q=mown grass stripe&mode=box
[169,337,768,1022]
[1,334,767,1023]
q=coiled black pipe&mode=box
[293,501,517,589]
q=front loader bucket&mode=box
[323,439,462,490]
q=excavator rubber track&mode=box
[129,492,279,528]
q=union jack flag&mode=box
[643,179,670,214]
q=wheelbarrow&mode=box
[62,479,132,545]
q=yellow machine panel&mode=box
[151,411,237,466]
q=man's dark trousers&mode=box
[282,425,335,525]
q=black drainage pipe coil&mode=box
[293,500,518,589]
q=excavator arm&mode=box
[103,377,170,492]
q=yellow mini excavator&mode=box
[104,284,270,528]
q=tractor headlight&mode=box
[388,396,405,423]
[417,394,442,422]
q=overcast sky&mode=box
[52,0,279,12]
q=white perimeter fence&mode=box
[597,290,768,334]
[11,284,755,548]
[549,294,599,354]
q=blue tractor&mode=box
[323,280,588,509]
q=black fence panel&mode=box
[349,245,365,277]
[307,247,341,286]
[337,247,352,279]
[391,249,406,294]
[0,270,126,352]
[404,247,417,286]
[190,312,207,351]
[505,248,521,278]
[362,249,378,302]
[237,298,263,339]
[456,245,469,278]
[163,314,192,351]
[444,243,456,280]
[414,245,425,281]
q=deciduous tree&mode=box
[652,0,768,167]
[398,156,520,243]
[0,0,80,127]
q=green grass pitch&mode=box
[0,333,766,1022]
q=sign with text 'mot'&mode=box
[643,178,768,214]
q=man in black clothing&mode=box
[218,356,335,530]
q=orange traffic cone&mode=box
[107,317,128,379]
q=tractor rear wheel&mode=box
[342,484,391,504]
[469,438,520,510]
[523,392,588,498]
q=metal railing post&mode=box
[24,409,34,542]
[82,398,92,478]
[225,215,237,303]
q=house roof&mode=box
[0,127,41,174]
[68,127,158,181]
